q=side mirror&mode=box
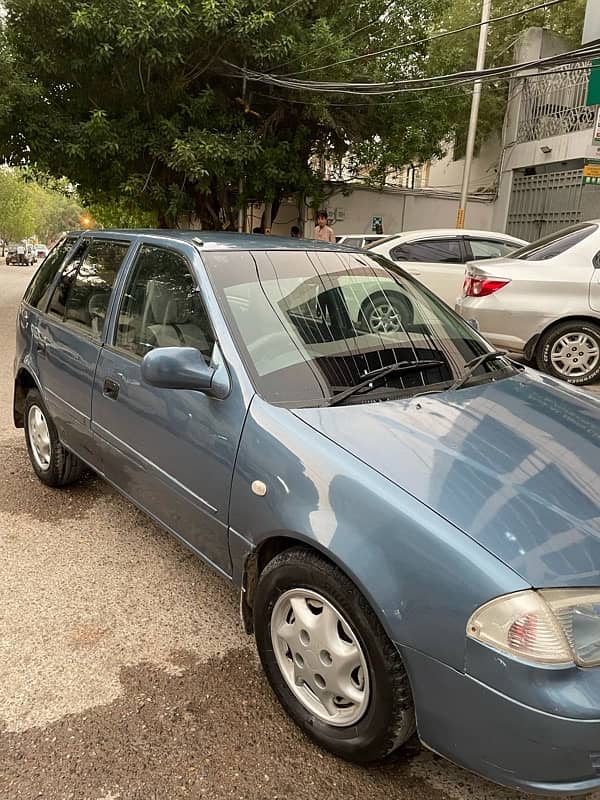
[466,318,480,332]
[141,346,216,392]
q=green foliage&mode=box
[0,169,36,241]
[88,197,157,228]
[0,0,457,228]
[0,168,85,243]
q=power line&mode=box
[225,42,599,95]
[281,0,569,77]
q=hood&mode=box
[293,371,600,588]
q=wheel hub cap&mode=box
[368,303,401,334]
[28,405,51,471]
[550,332,600,378]
[270,589,370,726]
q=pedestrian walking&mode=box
[313,211,335,243]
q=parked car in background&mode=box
[456,221,600,386]
[369,229,526,306]
[336,233,388,248]
[6,241,36,266]
[14,231,600,795]
[35,244,49,260]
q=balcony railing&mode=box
[516,61,595,143]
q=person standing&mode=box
[313,211,335,242]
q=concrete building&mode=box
[492,25,600,240]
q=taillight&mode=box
[463,276,510,297]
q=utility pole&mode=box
[456,0,492,229]
[237,63,248,233]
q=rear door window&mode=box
[48,239,130,340]
[23,237,77,310]
[466,238,520,260]
[391,238,464,264]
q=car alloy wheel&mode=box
[27,404,52,471]
[368,302,403,334]
[549,332,600,379]
[270,588,370,726]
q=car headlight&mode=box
[467,589,600,667]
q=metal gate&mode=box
[506,169,583,241]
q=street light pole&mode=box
[238,64,248,233]
[456,0,492,229]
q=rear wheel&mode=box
[24,389,85,486]
[254,547,415,762]
[536,320,600,385]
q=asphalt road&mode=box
[0,264,598,800]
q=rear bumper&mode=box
[454,297,528,353]
[401,645,600,796]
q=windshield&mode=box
[204,249,509,407]
[509,223,598,261]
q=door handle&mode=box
[103,378,120,400]
[34,333,50,354]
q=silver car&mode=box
[456,221,600,385]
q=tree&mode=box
[0,169,36,244]
[0,0,458,228]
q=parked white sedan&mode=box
[369,229,526,306]
[456,221,600,385]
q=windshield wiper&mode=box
[326,360,444,407]
[450,350,508,391]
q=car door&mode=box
[34,236,132,464]
[91,242,246,575]
[389,237,467,306]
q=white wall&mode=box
[267,185,495,237]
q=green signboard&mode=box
[587,59,600,106]
[583,159,600,186]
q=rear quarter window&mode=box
[23,237,76,310]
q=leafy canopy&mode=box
[0,0,457,227]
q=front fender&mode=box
[229,396,529,671]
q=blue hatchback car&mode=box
[14,230,600,794]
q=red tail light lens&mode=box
[463,276,510,297]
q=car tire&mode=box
[253,547,416,763]
[536,320,600,386]
[24,389,85,486]
[360,291,413,334]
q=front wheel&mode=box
[254,547,415,762]
[24,389,85,486]
[536,320,600,385]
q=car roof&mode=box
[377,228,525,241]
[66,229,355,252]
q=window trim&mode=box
[110,241,217,363]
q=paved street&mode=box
[0,264,598,800]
